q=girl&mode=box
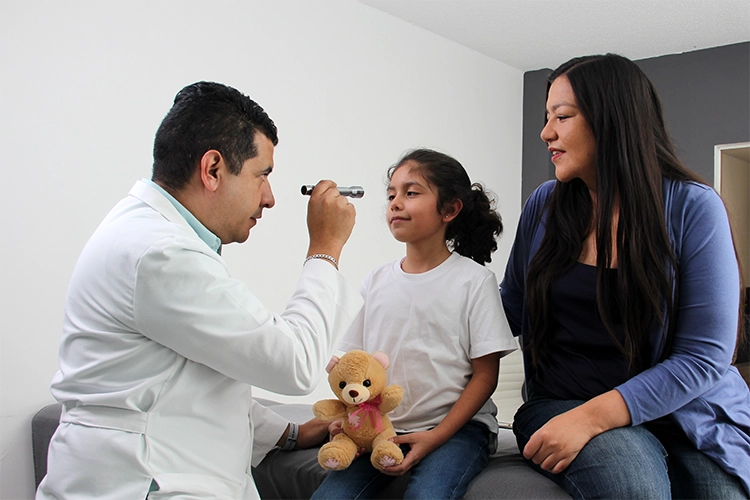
[311,149,517,499]
[501,54,750,498]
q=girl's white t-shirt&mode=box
[339,252,516,436]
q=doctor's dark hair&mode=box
[388,149,503,265]
[524,54,744,373]
[152,81,278,191]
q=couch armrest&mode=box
[31,403,62,488]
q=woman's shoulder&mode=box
[529,179,557,201]
[663,178,725,215]
[523,180,556,212]
[515,180,557,229]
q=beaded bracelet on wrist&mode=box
[304,253,339,270]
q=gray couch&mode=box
[32,400,569,499]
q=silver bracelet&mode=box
[281,422,298,451]
[304,253,339,270]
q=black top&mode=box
[531,262,629,401]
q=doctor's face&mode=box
[215,133,276,244]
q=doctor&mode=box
[37,81,364,499]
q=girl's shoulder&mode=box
[363,254,494,288]
[450,252,495,276]
[361,258,403,286]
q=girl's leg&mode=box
[647,419,748,499]
[310,453,394,500]
[514,398,671,499]
[403,422,490,500]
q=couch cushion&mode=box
[252,400,569,499]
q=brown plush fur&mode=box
[313,350,404,471]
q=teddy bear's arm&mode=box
[378,384,404,413]
[312,399,348,421]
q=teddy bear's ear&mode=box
[325,356,340,374]
[372,351,389,369]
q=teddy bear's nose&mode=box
[349,390,359,398]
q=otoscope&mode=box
[301,185,365,198]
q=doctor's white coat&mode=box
[37,180,363,499]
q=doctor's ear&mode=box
[199,150,224,192]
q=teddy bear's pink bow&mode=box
[348,395,383,433]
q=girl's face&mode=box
[387,163,454,246]
[541,75,597,190]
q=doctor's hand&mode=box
[294,418,330,449]
[306,180,356,263]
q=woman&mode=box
[501,54,750,498]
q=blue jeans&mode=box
[311,421,490,500]
[514,398,748,499]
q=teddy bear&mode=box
[312,350,404,472]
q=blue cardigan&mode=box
[501,179,750,493]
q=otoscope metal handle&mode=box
[301,185,365,198]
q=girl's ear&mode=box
[441,199,463,222]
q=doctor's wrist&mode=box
[279,422,298,451]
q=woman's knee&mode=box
[560,426,670,499]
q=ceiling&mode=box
[359,0,750,71]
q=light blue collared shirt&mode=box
[144,179,222,254]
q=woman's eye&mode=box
[363,380,371,387]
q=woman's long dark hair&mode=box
[388,149,503,265]
[526,54,708,373]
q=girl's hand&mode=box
[327,419,366,457]
[381,430,443,476]
[327,419,344,441]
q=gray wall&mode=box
[521,42,750,203]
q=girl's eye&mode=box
[387,195,395,201]
[407,191,418,196]
[557,115,569,121]
[339,381,346,389]
[363,380,371,387]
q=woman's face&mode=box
[541,75,597,189]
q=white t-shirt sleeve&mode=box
[467,273,517,360]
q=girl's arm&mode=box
[383,352,501,476]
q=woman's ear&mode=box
[441,199,463,222]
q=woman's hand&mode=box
[380,430,443,476]
[524,390,631,474]
[523,409,596,473]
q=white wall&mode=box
[0,1,523,497]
